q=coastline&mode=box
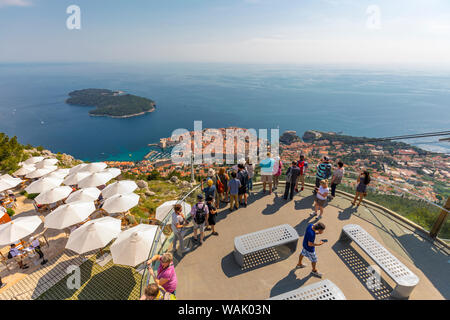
[89,107,155,119]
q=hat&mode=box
[197,194,204,200]
[207,168,216,176]
[323,156,329,161]
[207,179,214,186]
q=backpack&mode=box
[238,170,248,186]
[194,203,207,224]
[285,167,292,183]
[216,174,225,193]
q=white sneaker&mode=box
[310,212,317,217]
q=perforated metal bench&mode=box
[339,224,419,299]
[268,279,346,300]
[234,224,298,268]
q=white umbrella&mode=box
[0,216,43,246]
[65,188,101,203]
[44,201,96,229]
[79,162,107,173]
[23,156,44,165]
[46,168,70,178]
[35,186,73,205]
[25,177,63,194]
[0,180,16,193]
[62,171,91,186]
[101,181,138,199]
[110,224,158,266]
[105,168,121,179]
[69,163,87,175]
[0,175,22,189]
[13,164,36,176]
[77,171,113,188]
[35,158,59,169]
[102,193,140,214]
[156,200,191,221]
[65,216,121,254]
[26,166,57,179]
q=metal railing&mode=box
[139,184,201,297]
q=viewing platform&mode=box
[172,183,449,300]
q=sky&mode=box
[1,0,450,66]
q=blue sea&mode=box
[0,62,449,162]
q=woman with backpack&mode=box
[216,167,229,204]
[352,170,371,207]
[190,194,209,245]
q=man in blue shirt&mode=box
[296,222,326,278]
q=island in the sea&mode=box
[66,89,156,118]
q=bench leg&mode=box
[233,250,244,268]
[391,284,416,299]
[287,240,298,253]
[339,230,352,242]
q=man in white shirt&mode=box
[29,236,48,265]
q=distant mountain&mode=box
[66,89,156,118]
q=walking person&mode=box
[190,194,209,245]
[272,156,283,190]
[146,252,178,294]
[237,164,249,207]
[329,161,344,199]
[259,152,275,194]
[227,171,241,212]
[314,156,332,195]
[283,161,300,200]
[206,196,218,236]
[352,170,371,206]
[296,222,326,278]
[310,180,329,220]
[29,236,48,265]
[295,154,308,192]
[171,204,190,254]
[245,158,255,193]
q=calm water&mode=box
[0,63,449,161]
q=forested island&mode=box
[66,89,156,118]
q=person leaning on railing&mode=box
[352,170,371,207]
[146,252,177,295]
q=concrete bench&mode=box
[339,224,419,299]
[269,279,346,300]
[234,224,298,268]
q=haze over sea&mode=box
[0,63,449,162]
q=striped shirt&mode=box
[316,162,332,180]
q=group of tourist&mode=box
[141,151,373,300]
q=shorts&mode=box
[301,248,318,263]
[238,186,247,195]
[315,198,326,207]
[261,175,273,183]
[193,221,206,232]
[208,214,216,225]
[297,175,305,184]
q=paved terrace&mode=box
[174,184,449,300]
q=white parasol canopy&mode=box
[13,164,36,176]
[65,217,121,254]
[101,180,138,199]
[0,216,43,246]
[35,186,73,205]
[23,156,44,165]
[79,162,107,173]
[0,180,16,193]
[77,171,113,188]
[102,193,140,214]
[65,187,101,203]
[156,200,192,221]
[110,224,158,266]
[44,201,96,230]
[25,166,58,179]
[62,171,91,186]
[44,168,70,179]
[25,177,63,194]
[0,175,23,189]
[105,168,121,179]
[35,158,59,169]
[69,163,88,175]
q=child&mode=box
[311,179,329,220]
[206,196,218,236]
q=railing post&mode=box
[430,197,450,239]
